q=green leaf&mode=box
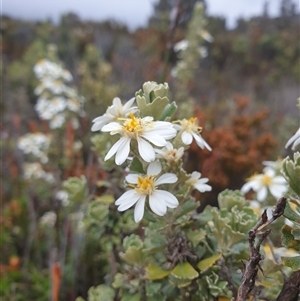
[281,225,300,251]
[159,102,177,121]
[94,195,114,204]
[145,264,170,280]
[145,282,162,296]
[282,256,300,271]
[121,292,141,301]
[185,228,206,246]
[175,198,198,218]
[130,157,144,174]
[171,262,198,279]
[283,199,300,223]
[87,285,115,301]
[168,274,192,288]
[282,153,300,195]
[136,96,170,120]
[197,253,222,271]
[120,247,144,265]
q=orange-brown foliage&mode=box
[187,95,278,205]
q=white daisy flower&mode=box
[23,162,54,183]
[185,171,212,193]
[241,169,287,201]
[91,97,138,132]
[174,117,211,151]
[285,128,300,150]
[115,161,179,222]
[49,113,66,129]
[155,142,184,163]
[102,113,177,165]
[18,133,50,163]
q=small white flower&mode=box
[35,98,54,120]
[56,190,69,207]
[91,97,138,132]
[49,113,66,129]
[18,133,50,163]
[185,171,212,193]
[155,142,184,163]
[40,211,57,227]
[23,162,54,183]
[115,161,179,222]
[241,169,287,201]
[102,113,177,165]
[174,40,189,52]
[285,128,300,150]
[199,29,214,43]
[174,117,211,151]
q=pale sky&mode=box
[2,0,291,30]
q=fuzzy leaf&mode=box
[171,262,198,279]
[282,153,300,195]
[120,247,144,265]
[136,96,169,120]
[281,225,300,251]
[168,274,192,288]
[87,285,115,301]
[121,293,141,301]
[282,256,300,271]
[197,253,222,271]
[94,195,114,204]
[145,264,170,280]
[283,199,300,223]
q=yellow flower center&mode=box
[262,175,272,186]
[180,117,202,133]
[135,176,155,195]
[122,113,144,138]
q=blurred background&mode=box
[1,0,299,300]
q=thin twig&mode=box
[235,197,287,301]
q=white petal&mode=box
[105,137,129,161]
[115,138,131,165]
[116,190,140,210]
[197,178,209,184]
[148,125,177,139]
[155,173,178,185]
[137,138,155,162]
[123,97,136,111]
[285,128,300,149]
[147,161,162,175]
[153,190,179,208]
[272,176,287,185]
[141,132,167,147]
[101,122,122,132]
[149,193,167,216]
[292,136,300,150]
[194,182,212,192]
[257,187,267,201]
[112,97,122,107]
[91,119,110,131]
[181,131,193,145]
[126,174,139,184]
[191,171,201,179]
[269,184,287,198]
[241,182,253,194]
[134,195,146,222]
[193,133,212,151]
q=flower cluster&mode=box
[241,162,287,201]
[23,162,54,183]
[91,82,212,222]
[18,132,50,163]
[33,59,85,129]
